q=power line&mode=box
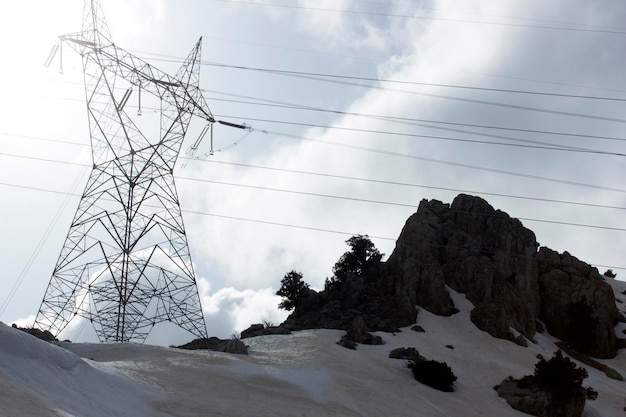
[245,129,626,194]
[200,159,626,212]
[198,61,626,103]
[207,0,626,35]
[179,177,416,208]
[133,54,626,105]
[3,123,626,195]
[1,180,625,271]
[3,152,625,233]
[350,0,626,33]
[28,72,626,150]
[211,72,626,125]
[3,131,625,211]
[211,114,625,157]
[135,48,626,97]
[25,77,626,144]
[205,88,617,143]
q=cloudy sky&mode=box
[1,0,625,345]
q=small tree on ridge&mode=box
[276,270,310,311]
[326,235,383,290]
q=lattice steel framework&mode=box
[34,0,213,342]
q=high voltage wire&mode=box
[35,73,626,153]
[2,131,625,211]
[1,152,625,232]
[211,114,626,157]
[1,180,625,272]
[350,0,626,32]
[207,0,626,35]
[30,78,626,146]
[2,126,626,194]
[201,160,626,212]
[133,55,626,104]
[246,130,626,194]
[206,70,626,125]
[134,48,626,97]
[198,62,626,103]
[5,107,625,158]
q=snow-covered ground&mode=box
[2,283,626,417]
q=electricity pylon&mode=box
[34,0,212,342]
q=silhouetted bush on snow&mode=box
[409,359,457,392]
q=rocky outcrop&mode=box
[342,315,384,347]
[282,262,411,333]
[388,347,425,362]
[13,325,58,342]
[386,194,619,357]
[494,376,586,417]
[240,323,291,339]
[537,248,618,358]
[175,337,248,354]
[282,194,620,358]
[387,194,541,345]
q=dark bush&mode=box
[534,350,588,399]
[409,359,457,392]
[603,269,617,279]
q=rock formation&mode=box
[537,248,618,358]
[282,194,620,358]
[240,323,291,339]
[494,376,586,417]
[175,337,248,354]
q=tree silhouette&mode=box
[326,235,383,290]
[276,271,310,311]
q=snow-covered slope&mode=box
[2,284,626,416]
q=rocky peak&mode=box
[283,194,620,358]
[387,194,618,358]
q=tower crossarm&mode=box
[60,32,215,124]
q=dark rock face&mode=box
[282,263,410,333]
[282,193,619,358]
[388,194,540,345]
[537,248,618,358]
[495,376,586,417]
[389,194,619,357]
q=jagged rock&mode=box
[385,198,457,317]
[389,347,425,362]
[387,194,618,357]
[346,316,384,345]
[336,335,357,350]
[537,248,618,358]
[389,194,540,344]
[280,193,620,358]
[240,323,291,339]
[175,337,248,354]
[495,376,586,417]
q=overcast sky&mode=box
[1,0,625,345]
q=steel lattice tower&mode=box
[34,0,212,342]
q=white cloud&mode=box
[201,285,288,335]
